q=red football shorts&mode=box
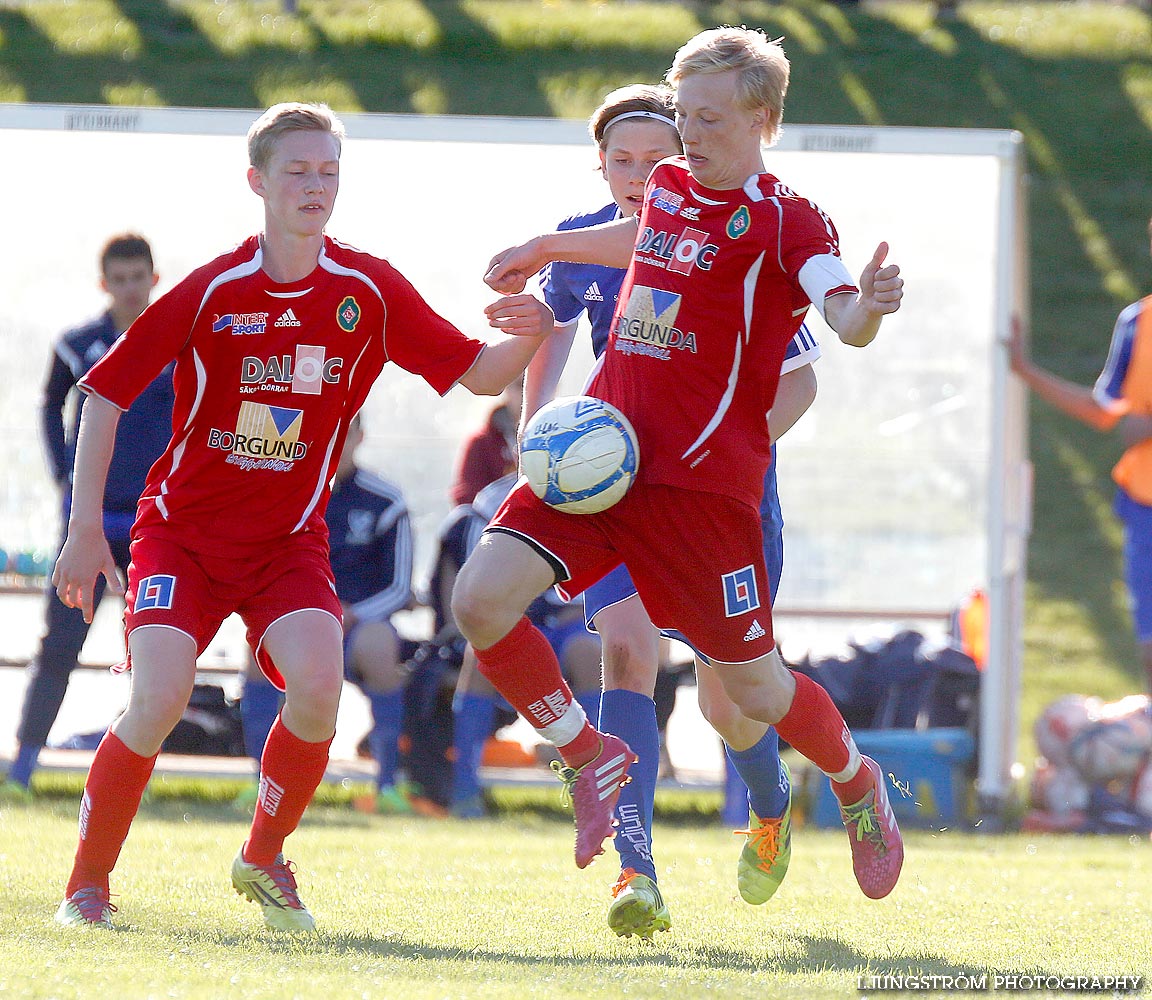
[488,480,775,664]
[123,529,342,690]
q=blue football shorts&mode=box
[1115,489,1152,643]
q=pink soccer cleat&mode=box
[550,733,637,869]
[838,755,904,899]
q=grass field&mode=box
[2,793,1149,999]
[0,0,1150,751]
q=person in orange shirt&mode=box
[1011,231,1152,696]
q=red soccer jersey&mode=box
[589,157,853,508]
[81,235,483,553]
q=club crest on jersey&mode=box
[337,296,361,332]
[614,285,696,358]
[726,205,751,239]
[637,226,718,276]
[208,401,306,472]
[212,312,268,336]
[135,574,176,612]
[721,565,760,618]
[240,345,343,396]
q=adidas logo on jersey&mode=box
[275,309,302,328]
[743,619,766,642]
[584,282,604,302]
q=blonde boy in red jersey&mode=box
[459,28,906,898]
[51,102,554,932]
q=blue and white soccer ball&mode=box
[520,395,639,514]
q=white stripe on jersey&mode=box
[681,332,742,460]
[57,340,85,378]
[317,249,385,302]
[1093,300,1141,407]
[193,247,263,331]
[292,424,343,535]
[351,472,414,622]
[780,324,822,376]
[743,251,766,345]
[156,346,209,521]
[683,247,771,459]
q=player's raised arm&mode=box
[53,393,124,622]
[458,294,556,396]
[1008,315,1122,432]
[485,217,640,293]
[823,242,904,348]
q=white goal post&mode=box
[0,104,1028,817]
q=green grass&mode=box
[2,795,1150,999]
[2,0,1151,745]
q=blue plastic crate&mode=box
[808,727,976,829]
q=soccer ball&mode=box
[1068,714,1152,784]
[1129,760,1152,819]
[1030,762,1090,815]
[520,395,639,515]
[1034,693,1101,768]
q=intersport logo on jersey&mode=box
[240,345,342,395]
[212,312,269,336]
[636,226,719,275]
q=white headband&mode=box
[601,109,676,138]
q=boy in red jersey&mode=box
[51,102,554,932]
[460,27,907,897]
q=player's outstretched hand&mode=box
[53,526,122,624]
[485,239,548,294]
[1006,314,1029,375]
[858,242,903,316]
[485,293,555,337]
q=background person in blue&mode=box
[522,84,820,939]
[1,234,173,799]
[236,412,419,814]
[431,472,603,818]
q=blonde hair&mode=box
[588,84,679,149]
[666,27,790,146]
[247,102,345,170]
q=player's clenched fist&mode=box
[485,238,549,294]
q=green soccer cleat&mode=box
[231,850,316,933]
[375,784,415,815]
[232,781,260,815]
[607,868,671,940]
[0,780,33,804]
[54,887,116,929]
[735,760,792,905]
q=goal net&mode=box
[0,105,1027,812]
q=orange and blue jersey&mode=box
[1095,295,1152,505]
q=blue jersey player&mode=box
[434,473,603,817]
[2,234,172,801]
[521,84,820,939]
